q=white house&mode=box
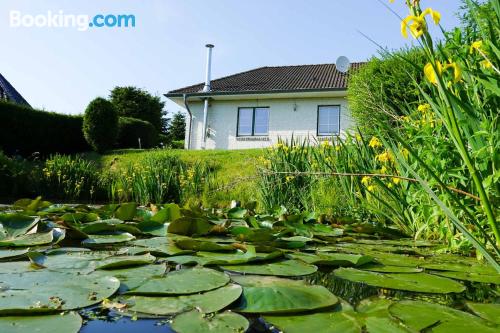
[165,49,363,150]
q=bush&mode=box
[116,117,158,149]
[170,140,185,149]
[0,101,89,156]
[83,98,118,153]
[0,150,34,198]
[347,48,428,134]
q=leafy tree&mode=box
[83,98,118,153]
[116,117,158,149]
[347,47,428,135]
[167,111,186,141]
[109,86,166,133]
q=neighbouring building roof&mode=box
[166,62,364,97]
[0,73,31,107]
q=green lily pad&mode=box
[422,262,498,275]
[78,219,142,235]
[171,310,249,333]
[389,300,498,332]
[93,263,167,293]
[175,238,236,252]
[128,267,229,295]
[96,253,156,270]
[0,214,39,239]
[466,302,500,324]
[429,270,500,284]
[364,317,412,333]
[0,249,29,260]
[288,252,373,267]
[0,271,120,314]
[130,236,193,256]
[40,252,108,274]
[136,221,168,236]
[124,283,242,316]
[232,276,339,314]
[359,264,423,273]
[370,253,425,267]
[221,259,317,277]
[167,217,213,236]
[0,231,54,247]
[82,232,135,246]
[0,312,82,333]
[265,310,361,333]
[150,203,181,223]
[114,203,137,221]
[334,268,466,294]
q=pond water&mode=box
[0,200,498,333]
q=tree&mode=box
[83,97,118,153]
[116,117,158,149]
[109,86,166,133]
[167,111,186,142]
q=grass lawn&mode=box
[82,148,265,207]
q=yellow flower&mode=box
[367,185,376,192]
[469,40,483,54]
[285,175,295,182]
[424,61,443,84]
[387,183,394,189]
[355,134,362,142]
[417,104,431,113]
[368,137,382,149]
[401,148,409,159]
[321,140,331,148]
[375,150,394,163]
[392,177,401,185]
[401,8,441,39]
[361,176,371,186]
[335,145,341,152]
[380,166,388,174]
[445,62,462,83]
[480,59,493,69]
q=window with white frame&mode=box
[317,105,340,136]
[237,107,269,136]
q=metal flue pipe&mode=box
[201,44,214,149]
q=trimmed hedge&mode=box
[0,101,89,156]
[116,117,158,149]
[83,98,119,153]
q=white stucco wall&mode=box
[181,94,354,150]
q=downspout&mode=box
[201,44,214,149]
[183,93,193,150]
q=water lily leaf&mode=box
[124,283,242,316]
[151,203,181,223]
[82,232,135,246]
[168,217,213,236]
[96,253,156,270]
[0,231,53,247]
[174,239,235,252]
[136,221,167,236]
[171,310,249,333]
[128,267,229,295]
[370,253,425,267]
[359,264,423,273]
[129,237,193,256]
[334,268,466,294]
[93,263,167,293]
[422,262,498,275]
[364,317,412,333]
[288,252,374,267]
[0,214,39,239]
[227,207,247,219]
[0,271,120,314]
[429,270,500,284]
[61,212,99,223]
[232,276,339,314]
[114,203,137,221]
[0,261,38,274]
[79,219,142,235]
[265,310,361,333]
[0,312,82,333]
[221,259,317,277]
[40,252,108,274]
[466,302,500,324]
[389,300,498,332]
[0,249,28,260]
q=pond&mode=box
[0,199,498,333]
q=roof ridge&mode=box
[0,73,31,107]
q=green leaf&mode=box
[128,267,230,295]
[221,259,317,277]
[429,270,500,284]
[92,263,167,293]
[227,207,247,219]
[0,231,54,247]
[232,276,339,314]
[82,232,135,246]
[466,302,500,325]
[174,238,235,252]
[0,214,39,239]
[114,203,138,221]
[96,253,156,270]
[171,310,249,333]
[265,310,361,333]
[0,312,82,333]
[167,217,213,236]
[288,252,374,267]
[334,268,466,294]
[151,203,181,223]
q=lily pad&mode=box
[0,231,53,247]
[167,217,213,236]
[78,219,142,235]
[0,312,82,333]
[232,276,339,314]
[422,262,498,275]
[93,263,167,293]
[171,310,249,333]
[359,264,423,273]
[334,268,466,294]
[114,203,137,221]
[0,249,29,260]
[429,270,500,284]
[82,232,135,246]
[389,300,498,332]
[221,259,317,277]
[288,252,374,267]
[124,283,242,316]
[466,302,500,324]
[175,239,236,252]
[130,236,193,256]
[265,310,361,333]
[0,271,120,314]
[96,253,156,270]
[128,267,229,295]
[0,214,39,239]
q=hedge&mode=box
[0,101,90,156]
[83,98,119,153]
[116,117,158,149]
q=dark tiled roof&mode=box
[0,73,31,107]
[166,62,364,96]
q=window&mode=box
[317,105,340,136]
[237,107,269,136]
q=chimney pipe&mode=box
[201,44,214,149]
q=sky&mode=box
[0,0,464,115]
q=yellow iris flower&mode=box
[417,104,431,113]
[424,60,461,85]
[480,59,493,69]
[401,8,441,39]
[361,176,371,186]
[368,137,382,148]
[469,40,483,54]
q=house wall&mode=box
[184,95,354,150]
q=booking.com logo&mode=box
[9,10,136,31]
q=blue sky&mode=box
[1,0,463,115]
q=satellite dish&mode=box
[336,56,351,73]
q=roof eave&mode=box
[164,87,347,98]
